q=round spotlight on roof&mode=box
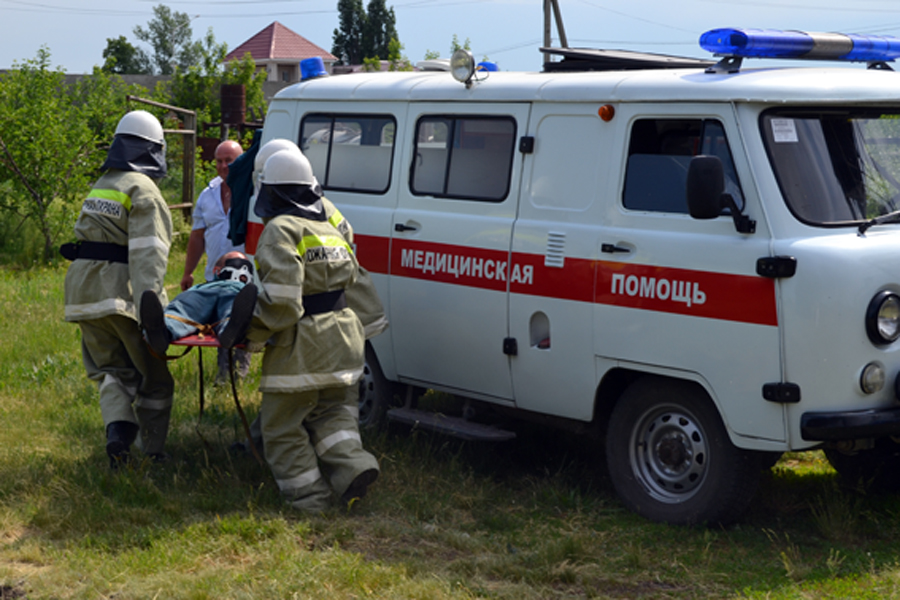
[451,49,475,85]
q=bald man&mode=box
[181,140,251,382]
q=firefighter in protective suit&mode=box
[245,149,379,511]
[63,110,174,468]
[236,139,389,455]
[252,139,388,338]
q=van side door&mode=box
[510,105,614,420]
[389,103,531,401]
[599,106,785,443]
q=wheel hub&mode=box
[656,434,690,471]
[631,408,709,503]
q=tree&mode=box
[332,0,366,65]
[0,49,137,261]
[169,29,266,126]
[388,38,412,71]
[223,53,267,123]
[362,0,397,61]
[333,0,399,64]
[451,34,472,54]
[102,36,151,75]
[133,4,198,75]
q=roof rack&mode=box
[540,47,714,73]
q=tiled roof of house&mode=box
[225,21,336,62]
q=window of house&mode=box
[299,114,396,193]
[411,115,516,202]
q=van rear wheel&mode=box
[358,343,396,429]
[606,376,759,526]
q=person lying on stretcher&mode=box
[140,251,258,355]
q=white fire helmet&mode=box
[114,110,165,146]
[254,139,302,172]
[260,149,318,187]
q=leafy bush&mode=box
[0,49,147,264]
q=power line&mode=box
[1,0,146,15]
[573,0,697,34]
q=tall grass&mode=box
[4,256,900,598]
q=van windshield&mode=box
[762,109,900,227]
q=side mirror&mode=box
[686,155,725,219]
[686,155,756,234]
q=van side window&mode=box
[623,118,744,214]
[411,116,516,202]
[299,114,396,194]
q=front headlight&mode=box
[866,290,900,345]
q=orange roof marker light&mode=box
[598,105,615,122]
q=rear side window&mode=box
[411,116,516,202]
[300,114,395,193]
[623,118,743,214]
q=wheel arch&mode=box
[593,367,730,442]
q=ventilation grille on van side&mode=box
[545,232,566,268]
[540,47,715,73]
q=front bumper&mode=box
[801,407,900,441]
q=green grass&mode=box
[4,256,900,598]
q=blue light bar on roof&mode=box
[699,28,900,62]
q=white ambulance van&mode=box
[249,29,900,525]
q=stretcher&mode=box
[169,334,264,466]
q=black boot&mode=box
[218,285,258,349]
[106,421,139,470]
[140,290,171,356]
[341,468,379,505]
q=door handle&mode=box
[394,223,417,232]
[601,243,631,254]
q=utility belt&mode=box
[302,290,347,316]
[60,241,128,264]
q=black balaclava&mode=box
[100,133,167,178]
[254,182,327,222]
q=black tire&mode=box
[605,376,760,526]
[358,343,396,430]
[825,439,900,492]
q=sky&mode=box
[3,0,900,74]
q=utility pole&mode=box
[543,0,568,49]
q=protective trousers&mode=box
[260,384,379,512]
[79,315,174,456]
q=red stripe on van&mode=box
[593,260,777,326]
[356,234,390,274]
[355,235,778,326]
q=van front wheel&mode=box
[606,376,759,526]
